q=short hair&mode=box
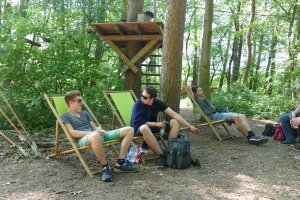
[191,86,200,94]
[144,86,157,98]
[65,90,81,106]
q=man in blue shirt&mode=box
[131,86,200,168]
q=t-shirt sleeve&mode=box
[130,99,148,131]
[60,113,70,124]
[157,100,168,112]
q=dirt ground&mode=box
[1,108,300,200]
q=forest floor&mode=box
[1,107,300,200]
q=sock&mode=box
[117,159,125,165]
[159,154,166,158]
[247,131,255,140]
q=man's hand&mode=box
[189,126,200,135]
[290,117,300,128]
[97,129,106,136]
[157,121,166,128]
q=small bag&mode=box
[272,124,285,141]
[166,135,192,169]
[262,123,276,137]
[126,143,142,164]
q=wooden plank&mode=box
[104,39,139,73]
[134,24,143,35]
[102,35,162,41]
[122,39,159,72]
[114,24,125,35]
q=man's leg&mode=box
[213,112,267,144]
[279,113,296,143]
[232,113,251,137]
[168,119,180,139]
[104,127,139,173]
[118,127,134,159]
[138,125,163,155]
[86,132,107,165]
[83,132,112,182]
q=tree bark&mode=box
[199,0,214,100]
[124,0,144,95]
[252,35,264,91]
[242,0,256,83]
[160,0,187,112]
[231,2,241,84]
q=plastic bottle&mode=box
[160,128,165,137]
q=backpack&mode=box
[166,135,192,169]
[262,123,276,137]
[272,124,285,141]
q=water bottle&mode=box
[160,128,165,137]
[289,112,298,129]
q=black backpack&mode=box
[166,135,192,169]
[262,123,276,137]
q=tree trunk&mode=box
[124,0,144,95]
[231,2,241,84]
[242,0,256,83]
[160,0,187,112]
[219,24,232,89]
[199,0,214,100]
[253,35,264,91]
[266,28,278,95]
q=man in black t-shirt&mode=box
[130,86,199,168]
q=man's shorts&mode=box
[211,112,238,121]
[77,129,121,147]
[134,121,171,137]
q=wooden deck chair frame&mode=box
[44,94,123,178]
[103,90,167,150]
[182,86,232,141]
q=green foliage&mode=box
[212,84,296,121]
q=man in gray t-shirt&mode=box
[191,86,268,145]
[61,90,139,182]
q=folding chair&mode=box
[103,90,167,149]
[44,94,122,178]
[181,86,233,141]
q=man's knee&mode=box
[279,113,289,123]
[123,126,134,136]
[140,124,152,135]
[88,132,100,143]
[170,119,179,128]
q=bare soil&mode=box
[1,108,300,200]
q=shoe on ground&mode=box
[114,160,139,173]
[295,155,300,160]
[280,140,296,144]
[293,143,300,151]
[101,165,112,182]
[157,154,166,168]
[248,135,268,145]
[295,136,300,143]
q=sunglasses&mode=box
[73,99,83,103]
[141,94,151,100]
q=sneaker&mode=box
[101,165,112,182]
[293,143,300,151]
[280,140,296,144]
[295,136,300,143]
[157,154,166,168]
[114,160,139,173]
[248,135,268,145]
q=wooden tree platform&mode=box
[91,22,164,73]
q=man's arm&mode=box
[164,108,200,135]
[65,123,91,138]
